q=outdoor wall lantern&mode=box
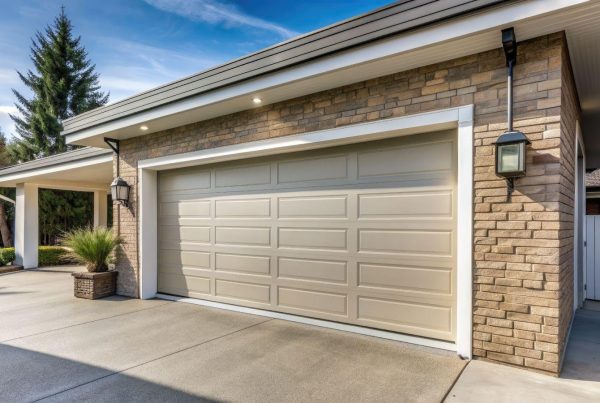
[104,137,131,207]
[495,27,530,199]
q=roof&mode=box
[62,0,507,136]
[0,147,112,178]
[587,169,600,188]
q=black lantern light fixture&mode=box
[104,137,131,207]
[495,27,530,199]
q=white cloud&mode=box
[143,0,298,38]
[95,37,226,103]
[0,106,17,138]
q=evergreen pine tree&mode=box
[10,6,108,161]
[3,7,109,248]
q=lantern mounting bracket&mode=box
[104,137,130,207]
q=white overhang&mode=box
[63,0,600,166]
[0,148,113,191]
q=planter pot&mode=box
[72,271,118,299]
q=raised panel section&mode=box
[215,164,270,187]
[160,201,210,217]
[278,155,348,183]
[358,141,452,178]
[278,257,347,283]
[158,273,211,295]
[159,250,211,269]
[358,297,452,337]
[358,191,452,218]
[279,228,347,250]
[161,226,210,243]
[216,253,271,275]
[215,198,270,218]
[216,279,270,303]
[358,263,451,294]
[278,196,347,218]
[159,170,210,192]
[278,287,347,315]
[216,227,271,246]
[359,230,451,255]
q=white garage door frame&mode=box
[137,105,474,358]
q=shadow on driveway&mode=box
[0,344,218,402]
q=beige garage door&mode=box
[157,130,457,341]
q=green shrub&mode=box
[0,247,15,266]
[38,246,76,266]
[62,227,123,272]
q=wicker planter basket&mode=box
[72,271,118,299]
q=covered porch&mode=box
[0,147,113,268]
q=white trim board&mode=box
[138,105,474,358]
[156,293,457,352]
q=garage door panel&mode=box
[158,130,457,342]
[278,257,348,284]
[215,198,271,218]
[215,279,271,304]
[359,229,452,255]
[160,200,211,217]
[215,163,271,188]
[159,217,213,227]
[357,297,453,341]
[215,226,271,247]
[278,287,348,316]
[277,154,349,184]
[159,273,211,295]
[159,250,211,269]
[358,263,452,294]
[215,253,271,276]
[358,141,453,178]
[160,226,211,243]
[278,228,348,250]
[278,195,348,219]
[159,170,211,193]
[358,191,452,218]
[355,220,454,231]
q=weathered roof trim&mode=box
[62,0,508,135]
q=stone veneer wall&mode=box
[114,32,577,374]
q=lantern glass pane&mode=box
[111,186,118,201]
[498,143,521,173]
[117,185,127,201]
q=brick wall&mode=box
[114,33,577,374]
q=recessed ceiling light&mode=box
[252,97,262,104]
[140,125,149,131]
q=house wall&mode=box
[114,32,576,374]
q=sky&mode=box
[0,0,392,138]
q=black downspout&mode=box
[502,27,518,199]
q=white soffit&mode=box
[66,0,593,148]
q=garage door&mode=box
[157,130,457,341]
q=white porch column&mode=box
[15,183,38,269]
[93,190,108,228]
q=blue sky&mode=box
[0,0,392,138]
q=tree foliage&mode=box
[9,6,108,161]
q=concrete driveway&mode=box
[0,268,466,402]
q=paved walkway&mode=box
[446,303,600,402]
[0,268,465,402]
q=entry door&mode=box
[157,130,457,341]
[586,216,600,300]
